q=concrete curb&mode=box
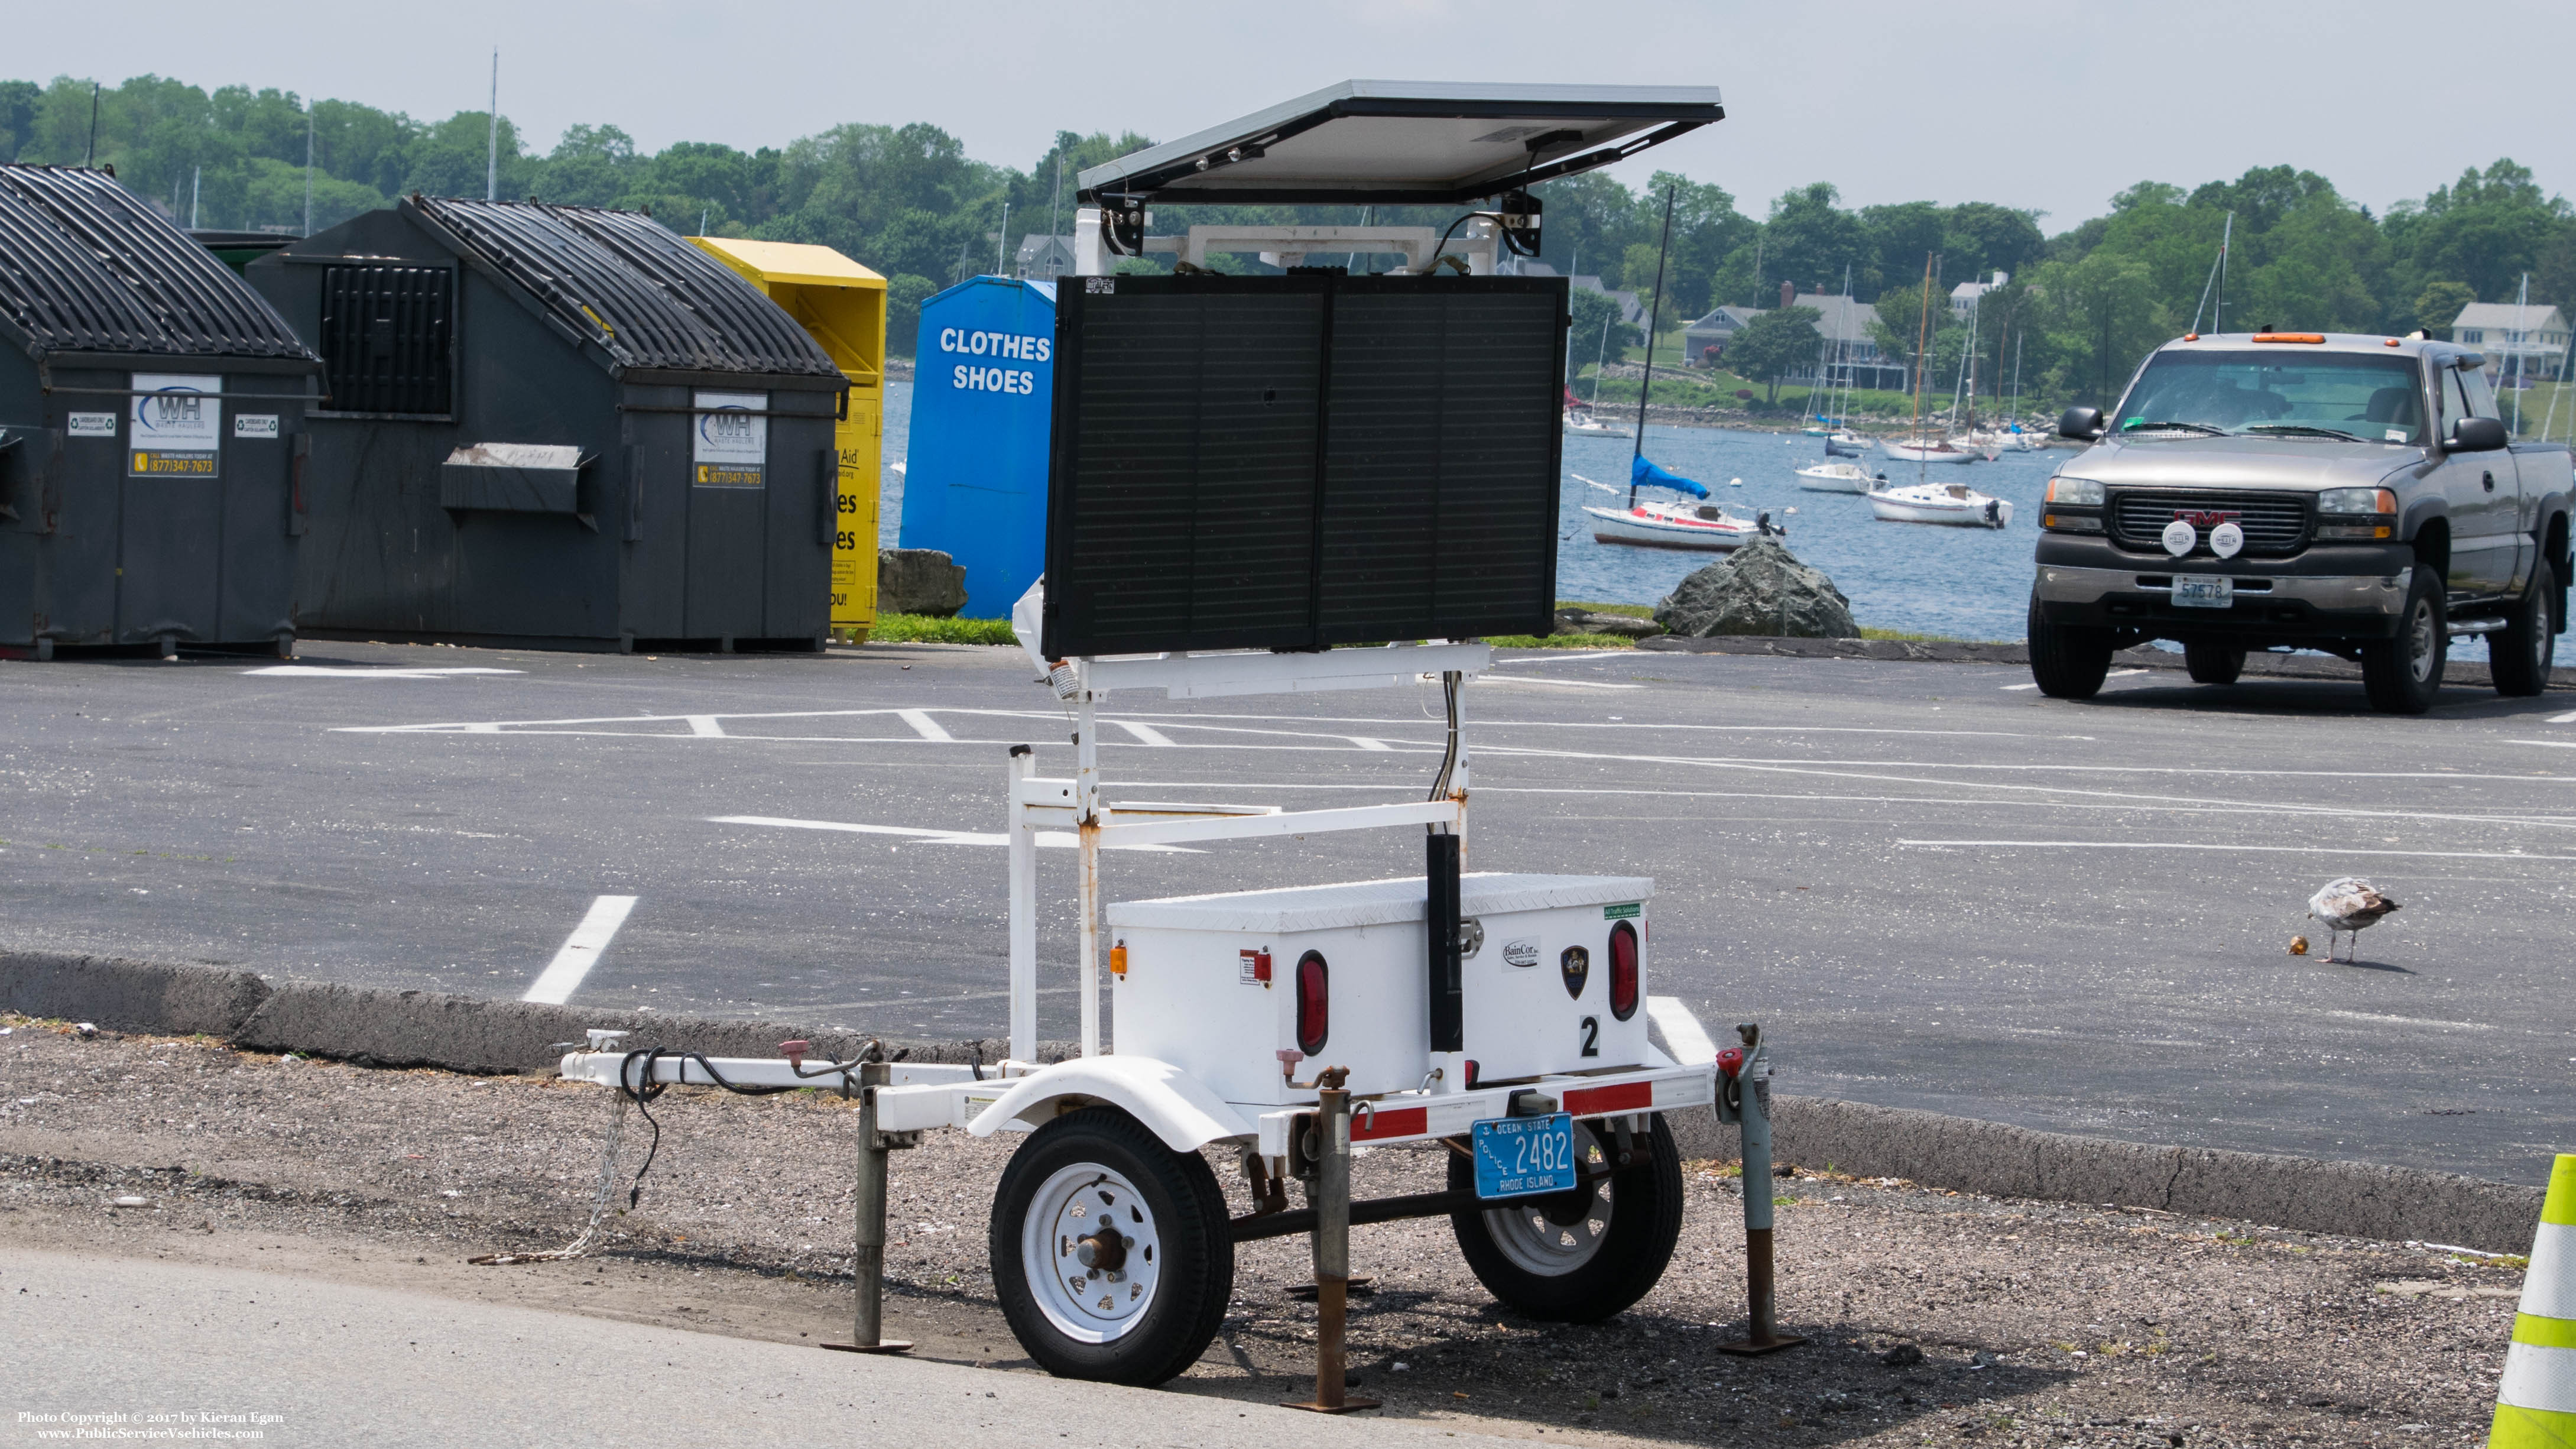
[4,950,2542,1251]
[1633,632,2575,691]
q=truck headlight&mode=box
[2045,476,2104,506]
[2318,487,2399,515]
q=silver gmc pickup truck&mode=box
[2028,330,2574,713]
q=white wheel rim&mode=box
[1020,1162,1163,1344]
[1479,1124,1614,1277]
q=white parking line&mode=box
[1490,651,1633,666]
[1475,675,1644,690]
[247,666,523,679]
[1646,996,1720,1066]
[683,715,726,738]
[2549,711,2576,724]
[706,815,1199,852]
[1115,721,1177,747]
[895,709,955,742]
[522,894,638,1006]
[1898,838,2576,861]
[1348,737,1395,751]
[2511,739,2576,750]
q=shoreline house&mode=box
[2449,302,2569,387]
[1684,288,1906,391]
[1951,270,2008,320]
[1015,234,1078,283]
[1680,305,1760,368]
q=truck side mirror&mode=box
[2450,416,2508,452]
[2056,406,2105,441]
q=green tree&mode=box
[1727,305,1822,405]
[2413,281,2477,337]
[1568,286,1640,377]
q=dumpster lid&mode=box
[0,166,316,362]
[689,236,887,290]
[1104,873,1654,934]
[1076,80,1724,206]
[405,197,841,380]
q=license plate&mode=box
[1472,1113,1579,1200]
[2172,575,2234,608]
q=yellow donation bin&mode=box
[687,236,888,640]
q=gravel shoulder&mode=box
[0,1016,2524,1448]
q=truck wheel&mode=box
[2361,570,2447,715]
[2183,641,2245,685]
[991,1107,1234,1386]
[2026,592,2113,699]
[2490,560,2558,698]
[1448,1114,1682,1322]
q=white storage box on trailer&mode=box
[1104,872,1654,1107]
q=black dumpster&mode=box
[248,197,846,652]
[0,166,320,659]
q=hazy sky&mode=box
[27,0,2575,232]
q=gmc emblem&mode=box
[2174,508,2241,529]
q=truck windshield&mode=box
[2116,351,2425,443]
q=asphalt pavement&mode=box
[2,638,2571,1185]
[0,1246,1532,1448]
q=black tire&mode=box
[2491,560,2558,698]
[2183,640,2246,685]
[1448,1114,1683,1322]
[990,1107,1233,1386]
[2362,568,2448,715]
[2026,591,2113,699]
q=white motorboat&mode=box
[1584,498,1759,550]
[1880,437,1978,465]
[1795,461,1881,493]
[1867,481,2013,529]
[1564,407,1634,439]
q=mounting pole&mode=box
[1006,745,1037,1065]
[1075,679,1102,1058]
[1287,1068,1377,1414]
[825,1059,913,1355]
[1717,1022,1803,1356]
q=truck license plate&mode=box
[1472,1113,1579,1200]
[2172,576,2234,608]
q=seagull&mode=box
[2307,877,2400,962]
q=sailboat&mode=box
[1581,186,1760,552]
[1868,252,2010,525]
[1565,316,1634,437]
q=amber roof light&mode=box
[2251,333,2327,344]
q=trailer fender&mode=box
[967,1055,1256,1151]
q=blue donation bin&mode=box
[898,276,1055,618]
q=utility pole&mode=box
[303,109,314,236]
[997,201,1009,275]
[189,166,199,228]
[85,82,99,167]
[1047,154,1063,264]
[486,49,500,202]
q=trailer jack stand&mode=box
[1715,1024,1805,1359]
[1285,1072,1378,1414]
[824,1061,916,1356]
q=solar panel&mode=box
[1039,274,1566,659]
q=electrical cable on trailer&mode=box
[472,1041,893,1266]
[1424,670,1462,834]
[1424,207,1544,275]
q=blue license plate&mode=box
[1472,1113,1579,1200]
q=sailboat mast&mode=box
[1628,183,1677,506]
[1907,251,1935,484]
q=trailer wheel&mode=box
[990,1106,1233,1386]
[1447,1114,1683,1322]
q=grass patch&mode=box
[1557,599,1656,618]
[866,614,1019,646]
[1857,626,1959,642]
[1485,633,1637,649]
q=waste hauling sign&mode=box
[129,374,221,478]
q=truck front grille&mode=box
[2108,491,2309,557]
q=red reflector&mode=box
[1293,950,1328,1055]
[1607,921,1640,1022]
[1565,1081,1652,1116]
[1352,1106,1426,1142]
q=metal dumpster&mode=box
[247,197,846,652]
[897,275,1055,619]
[0,166,320,659]
[686,236,888,641]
